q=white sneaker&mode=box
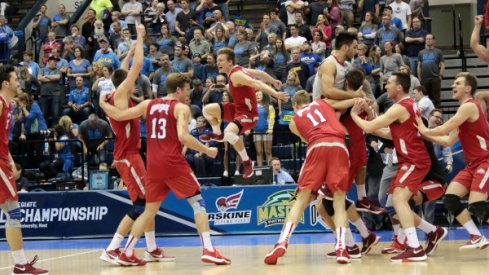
[234,170,240,176]
[223,171,229,177]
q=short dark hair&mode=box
[335,32,357,50]
[289,23,299,29]
[391,72,411,93]
[112,69,128,88]
[166,73,190,94]
[74,46,85,58]
[0,65,15,87]
[345,68,365,91]
[414,85,428,95]
[456,72,478,95]
[429,108,443,116]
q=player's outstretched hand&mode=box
[351,98,366,115]
[136,22,146,37]
[205,147,218,159]
[414,115,428,135]
[276,91,290,102]
[272,79,282,90]
[475,15,484,25]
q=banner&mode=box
[0,185,334,239]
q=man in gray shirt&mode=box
[189,28,211,60]
[417,33,444,107]
[375,15,402,50]
[38,56,61,126]
[51,4,70,37]
[152,54,177,97]
[172,44,194,78]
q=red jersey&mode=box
[145,98,191,179]
[341,112,366,145]
[0,96,11,161]
[228,66,258,118]
[390,98,430,166]
[458,99,489,164]
[293,99,346,145]
[107,94,141,160]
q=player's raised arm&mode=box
[350,98,404,134]
[471,16,489,63]
[475,90,489,111]
[100,97,149,121]
[229,70,289,101]
[415,102,477,137]
[320,61,362,100]
[246,68,282,90]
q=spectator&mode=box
[189,28,211,60]
[15,163,34,192]
[309,0,328,26]
[233,29,256,67]
[369,45,382,97]
[22,51,40,81]
[109,11,128,36]
[147,42,163,69]
[32,4,51,48]
[293,12,312,41]
[249,50,276,79]
[40,32,62,65]
[143,0,160,31]
[246,28,259,50]
[67,46,92,89]
[399,64,420,95]
[220,91,234,177]
[196,0,220,28]
[339,0,355,28]
[280,70,302,114]
[0,15,14,63]
[190,78,205,109]
[53,124,76,175]
[70,25,86,48]
[300,41,321,75]
[285,47,310,88]
[62,36,76,61]
[417,33,444,107]
[58,115,80,139]
[358,11,378,48]
[226,20,238,48]
[185,116,216,177]
[305,63,320,94]
[412,85,434,120]
[156,24,178,60]
[404,16,427,77]
[116,28,134,60]
[91,64,114,115]
[208,23,229,54]
[165,0,182,35]
[269,9,287,41]
[359,0,380,22]
[91,20,107,54]
[389,0,411,32]
[79,114,113,166]
[63,76,91,123]
[254,91,275,167]
[176,0,198,41]
[380,41,404,86]
[325,0,342,30]
[17,63,39,95]
[93,36,121,69]
[394,43,409,65]
[148,2,166,35]
[52,4,70,37]
[284,24,307,50]
[375,15,402,49]
[312,14,332,55]
[172,44,194,77]
[38,56,62,126]
[81,9,97,58]
[262,33,278,56]
[51,48,68,77]
[152,54,177,97]
[122,0,143,35]
[271,157,295,184]
[192,54,205,82]
[214,0,230,22]
[202,74,227,104]
[273,38,289,82]
[90,0,113,21]
[285,0,306,25]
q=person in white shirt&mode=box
[389,0,411,31]
[285,0,306,25]
[413,85,434,120]
[284,24,307,50]
[271,157,295,184]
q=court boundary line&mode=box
[0,249,99,270]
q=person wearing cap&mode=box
[93,36,121,69]
[38,56,62,127]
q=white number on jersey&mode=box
[245,97,252,111]
[150,118,167,139]
[306,109,327,127]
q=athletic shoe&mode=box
[242,160,254,179]
[13,255,48,274]
[361,232,381,255]
[355,198,385,215]
[201,248,231,265]
[382,237,406,254]
[117,253,147,266]
[425,227,448,256]
[327,245,361,259]
[144,248,176,262]
[390,246,427,262]
[264,241,288,265]
[100,248,121,265]
[336,248,351,264]
[199,133,224,142]
[459,235,489,250]
[223,170,229,177]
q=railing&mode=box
[69,0,92,26]
[458,13,467,72]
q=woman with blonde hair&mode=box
[253,90,275,167]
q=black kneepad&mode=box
[322,199,335,216]
[408,199,416,210]
[468,201,489,221]
[443,194,465,217]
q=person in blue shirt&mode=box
[63,76,91,124]
[192,54,205,82]
[93,37,121,69]
[0,15,14,63]
[185,116,217,177]
[253,91,275,167]
[21,52,40,80]
[300,41,322,74]
[53,124,75,175]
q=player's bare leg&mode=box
[201,103,224,141]
[264,189,312,265]
[224,123,253,178]
[355,167,385,214]
[332,191,351,264]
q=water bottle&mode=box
[43,142,49,156]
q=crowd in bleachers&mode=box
[0,0,447,200]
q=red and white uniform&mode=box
[107,95,145,201]
[452,99,489,194]
[341,112,367,190]
[145,98,200,202]
[294,100,349,194]
[221,66,258,133]
[0,96,17,204]
[389,98,431,194]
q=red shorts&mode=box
[451,160,489,195]
[298,138,350,195]
[114,153,146,202]
[221,102,257,134]
[389,162,430,195]
[0,159,17,204]
[347,142,367,190]
[145,171,201,203]
[419,180,446,202]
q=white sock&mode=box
[357,185,367,199]
[351,218,369,238]
[11,249,27,265]
[463,220,482,236]
[398,228,406,244]
[392,224,400,238]
[200,232,214,251]
[124,235,138,257]
[211,124,221,135]
[238,149,250,162]
[404,227,420,248]
[144,231,157,252]
[279,222,295,243]
[107,233,124,251]
[345,228,356,247]
[417,219,436,234]
[335,227,347,249]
